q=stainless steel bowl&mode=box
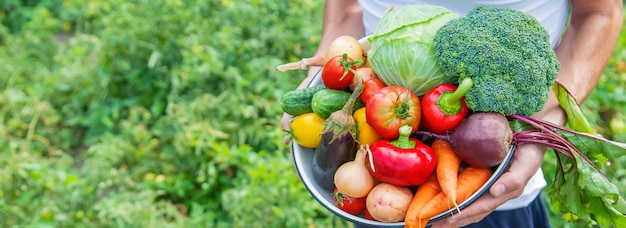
[291,36,515,227]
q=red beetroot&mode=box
[448,112,512,168]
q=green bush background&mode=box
[0,1,624,227]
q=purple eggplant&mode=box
[311,83,363,192]
[312,128,358,191]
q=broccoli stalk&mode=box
[433,5,560,116]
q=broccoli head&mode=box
[433,5,560,116]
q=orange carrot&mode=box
[431,139,462,212]
[409,219,429,228]
[416,166,493,220]
[404,174,441,228]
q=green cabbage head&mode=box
[368,4,459,96]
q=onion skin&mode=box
[325,36,365,68]
[334,145,375,198]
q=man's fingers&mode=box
[281,113,293,145]
[433,193,503,227]
[489,143,544,198]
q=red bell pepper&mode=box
[365,125,436,186]
[421,78,472,134]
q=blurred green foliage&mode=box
[0,0,624,227]
[0,0,350,227]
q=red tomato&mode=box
[333,188,366,215]
[366,86,421,139]
[363,207,377,221]
[360,78,386,103]
[322,54,360,90]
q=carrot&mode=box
[416,166,493,220]
[431,139,462,212]
[404,174,441,228]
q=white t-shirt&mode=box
[358,0,570,210]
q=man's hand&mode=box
[281,112,293,144]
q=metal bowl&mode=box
[291,36,515,227]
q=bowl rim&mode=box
[291,48,516,226]
[293,125,515,226]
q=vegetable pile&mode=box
[278,4,626,227]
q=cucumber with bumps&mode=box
[312,89,365,119]
[281,84,326,116]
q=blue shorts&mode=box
[355,193,551,228]
[457,194,551,228]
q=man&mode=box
[281,1,623,227]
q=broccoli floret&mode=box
[433,5,560,116]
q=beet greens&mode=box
[520,82,626,227]
[508,113,626,225]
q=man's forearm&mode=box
[302,1,365,83]
[534,0,622,125]
[554,0,623,102]
[317,0,365,56]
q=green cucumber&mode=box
[312,89,365,119]
[281,84,326,116]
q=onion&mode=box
[333,144,375,198]
[324,35,365,66]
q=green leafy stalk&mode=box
[552,81,595,133]
[552,81,626,227]
[511,114,626,227]
[547,131,626,227]
[523,81,626,227]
